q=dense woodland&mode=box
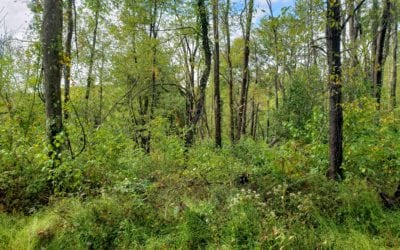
[1,0,400,248]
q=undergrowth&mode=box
[1,101,400,249]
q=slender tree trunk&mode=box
[237,0,254,140]
[96,49,105,127]
[64,0,73,120]
[371,0,379,86]
[267,0,280,109]
[224,0,235,144]
[213,0,222,147]
[85,0,100,116]
[308,0,318,66]
[266,86,271,142]
[391,8,398,109]
[250,99,258,139]
[373,0,392,109]
[348,0,358,67]
[181,36,198,128]
[185,0,212,146]
[150,0,159,117]
[326,0,344,180]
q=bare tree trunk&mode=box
[213,0,222,147]
[250,99,258,140]
[181,35,198,128]
[267,0,280,110]
[185,0,212,146]
[266,86,271,142]
[370,0,379,87]
[326,0,343,180]
[150,0,159,117]
[85,0,100,117]
[373,0,392,109]
[348,0,358,67]
[391,6,398,109]
[237,0,254,140]
[95,48,105,127]
[64,0,73,120]
[224,0,235,144]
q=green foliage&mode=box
[343,98,400,184]
[225,189,262,248]
[0,135,50,213]
[272,68,325,140]
[182,208,212,248]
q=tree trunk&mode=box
[43,0,63,154]
[224,0,235,144]
[370,0,379,86]
[42,0,63,193]
[348,0,358,67]
[213,0,222,147]
[150,0,159,117]
[267,0,280,110]
[250,99,258,140]
[326,0,344,180]
[85,0,100,117]
[181,35,198,128]
[64,0,73,120]
[391,7,398,109]
[95,47,105,127]
[237,0,254,140]
[185,0,212,146]
[373,0,392,108]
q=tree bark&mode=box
[224,0,235,144]
[150,0,159,117]
[237,0,254,140]
[373,0,392,108]
[85,0,100,117]
[42,0,63,161]
[213,0,222,147]
[326,0,344,180]
[370,0,379,85]
[267,0,280,110]
[391,6,398,110]
[185,0,212,146]
[347,0,358,67]
[64,0,73,120]
[181,35,198,128]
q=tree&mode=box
[223,0,235,144]
[391,3,398,109]
[42,0,63,158]
[213,0,222,147]
[42,0,63,194]
[84,0,100,119]
[237,0,254,140]
[266,0,280,110]
[185,0,212,146]
[64,0,74,120]
[373,0,392,108]
[326,0,343,180]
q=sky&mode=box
[0,0,32,37]
[0,0,295,38]
[254,0,296,23]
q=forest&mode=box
[1,0,400,248]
